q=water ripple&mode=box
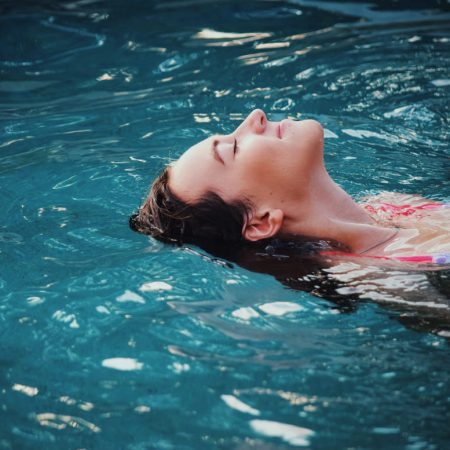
[0,15,105,67]
[1,1,450,449]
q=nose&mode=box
[236,109,267,136]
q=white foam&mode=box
[52,310,79,328]
[259,302,304,316]
[231,307,260,320]
[342,128,395,141]
[116,290,145,303]
[170,362,190,374]
[135,405,151,413]
[36,413,101,433]
[250,419,315,446]
[437,330,450,338]
[69,318,80,329]
[431,79,450,87]
[97,73,113,81]
[96,305,110,314]
[384,105,411,118]
[27,296,44,305]
[12,383,39,397]
[324,128,338,138]
[139,281,173,292]
[102,357,143,371]
[295,67,315,80]
[221,395,260,416]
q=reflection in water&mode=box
[1,0,450,449]
[194,236,450,338]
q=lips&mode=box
[279,119,292,139]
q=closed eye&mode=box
[233,138,238,155]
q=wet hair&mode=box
[129,166,253,251]
[129,171,356,310]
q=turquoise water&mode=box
[1,0,449,448]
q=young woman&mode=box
[130,109,449,266]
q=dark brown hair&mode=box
[129,166,253,249]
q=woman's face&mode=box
[169,109,325,211]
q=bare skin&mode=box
[169,109,448,257]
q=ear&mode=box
[243,209,284,242]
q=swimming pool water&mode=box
[0,0,449,448]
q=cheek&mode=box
[230,154,287,202]
[237,148,277,182]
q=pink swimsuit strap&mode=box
[364,202,450,217]
[321,251,450,265]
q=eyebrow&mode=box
[211,138,224,165]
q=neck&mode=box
[283,167,397,254]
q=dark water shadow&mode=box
[193,238,450,339]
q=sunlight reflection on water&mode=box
[0,1,449,449]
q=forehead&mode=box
[176,135,211,165]
[168,136,214,202]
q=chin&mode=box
[300,118,323,134]
[295,119,324,152]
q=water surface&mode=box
[0,1,449,448]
